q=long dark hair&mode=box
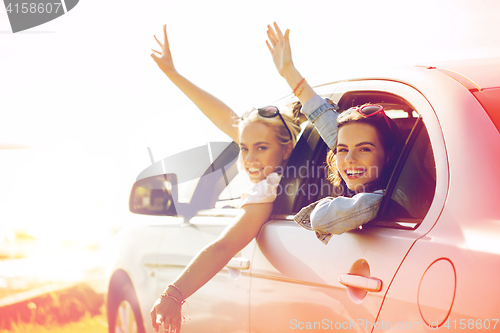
[326,105,403,196]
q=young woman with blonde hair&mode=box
[149,24,301,333]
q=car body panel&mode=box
[373,61,500,331]
[250,220,425,332]
[106,218,171,329]
[426,57,500,90]
[154,213,254,333]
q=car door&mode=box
[154,207,257,333]
[248,80,447,332]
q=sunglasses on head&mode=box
[242,106,293,141]
[339,104,392,130]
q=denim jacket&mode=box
[301,94,339,150]
[293,95,384,245]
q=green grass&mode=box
[0,313,107,333]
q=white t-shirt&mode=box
[240,173,281,207]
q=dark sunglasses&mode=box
[339,104,392,130]
[242,106,293,141]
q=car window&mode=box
[280,92,438,230]
[279,92,422,213]
[215,169,252,209]
[177,178,202,204]
[374,119,436,228]
[333,91,437,229]
[271,123,331,215]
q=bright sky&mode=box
[1,0,500,247]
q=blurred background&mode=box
[1,0,500,329]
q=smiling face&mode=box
[239,122,291,183]
[336,123,387,191]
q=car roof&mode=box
[417,57,500,90]
[419,57,500,134]
[316,57,500,134]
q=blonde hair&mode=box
[238,109,301,149]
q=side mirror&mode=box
[129,174,178,216]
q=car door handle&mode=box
[339,273,382,292]
[226,257,250,270]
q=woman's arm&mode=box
[294,191,384,245]
[151,24,240,143]
[266,22,339,149]
[265,22,316,105]
[150,202,273,333]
